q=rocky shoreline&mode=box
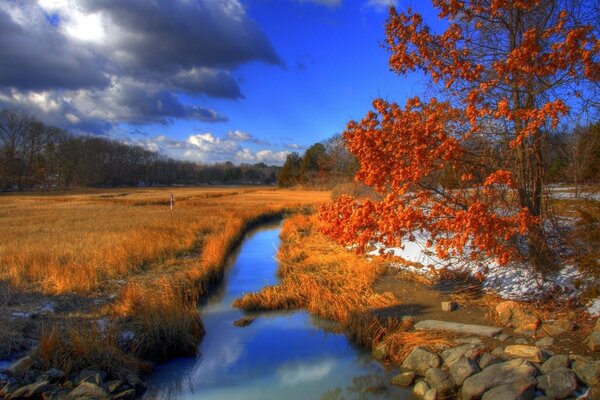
[0,358,145,399]
[379,301,600,399]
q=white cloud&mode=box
[364,0,398,10]
[227,130,252,141]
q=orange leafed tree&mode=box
[320,0,599,271]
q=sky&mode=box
[0,0,440,165]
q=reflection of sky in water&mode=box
[145,222,409,400]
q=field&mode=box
[0,187,329,374]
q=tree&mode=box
[320,1,599,272]
[300,143,329,184]
[278,152,303,187]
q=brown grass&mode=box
[233,214,452,362]
[0,187,327,294]
[1,187,329,371]
[35,322,143,379]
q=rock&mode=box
[504,345,545,363]
[42,368,66,384]
[572,359,600,387]
[7,381,53,399]
[23,369,42,385]
[233,316,256,327]
[540,323,567,337]
[413,380,431,397]
[496,301,540,333]
[514,327,536,337]
[0,373,9,387]
[456,337,483,345]
[478,353,497,369]
[480,376,537,400]
[111,388,136,400]
[491,347,506,360]
[104,380,125,394]
[441,301,458,311]
[423,388,437,400]
[401,347,441,375]
[537,367,577,399]
[514,338,528,344]
[6,356,34,377]
[68,381,110,399]
[540,354,570,375]
[586,331,600,351]
[414,320,503,337]
[461,358,538,400]
[42,388,72,399]
[497,333,511,341]
[391,371,415,387]
[595,318,600,331]
[77,369,106,386]
[554,318,575,331]
[535,337,554,349]
[372,343,388,360]
[449,356,480,386]
[0,378,21,397]
[441,344,483,367]
[533,397,550,400]
[425,367,454,395]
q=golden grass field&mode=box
[0,187,330,374]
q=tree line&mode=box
[0,109,280,190]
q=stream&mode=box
[145,220,409,399]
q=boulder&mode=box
[495,301,540,332]
[104,380,125,394]
[413,380,431,397]
[540,323,566,337]
[0,378,21,397]
[441,344,483,367]
[42,388,73,399]
[540,355,570,375]
[504,345,545,363]
[497,333,511,341]
[77,369,106,386]
[391,371,415,387]
[456,337,483,345]
[6,356,34,377]
[461,358,537,400]
[514,338,528,344]
[425,367,454,395]
[587,331,600,352]
[480,376,537,400]
[424,388,437,400]
[449,356,480,386]
[6,381,53,399]
[572,359,600,387]
[401,347,441,375]
[478,353,497,370]
[415,320,503,337]
[68,381,110,399]
[537,367,577,399]
[42,368,66,384]
[534,337,554,349]
[491,347,507,360]
[441,301,458,311]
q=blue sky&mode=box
[0,0,441,165]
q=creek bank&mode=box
[0,357,145,399]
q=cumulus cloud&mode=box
[126,131,288,165]
[0,0,279,132]
[364,0,398,10]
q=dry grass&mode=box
[0,187,329,370]
[35,322,144,379]
[0,187,327,294]
[233,214,452,362]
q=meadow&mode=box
[0,187,329,375]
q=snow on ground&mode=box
[368,233,586,302]
[548,186,600,201]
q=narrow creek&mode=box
[145,220,409,399]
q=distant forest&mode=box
[0,109,280,190]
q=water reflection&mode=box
[145,222,409,400]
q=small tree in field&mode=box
[320,0,599,272]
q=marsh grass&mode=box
[1,187,329,370]
[233,214,452,362]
